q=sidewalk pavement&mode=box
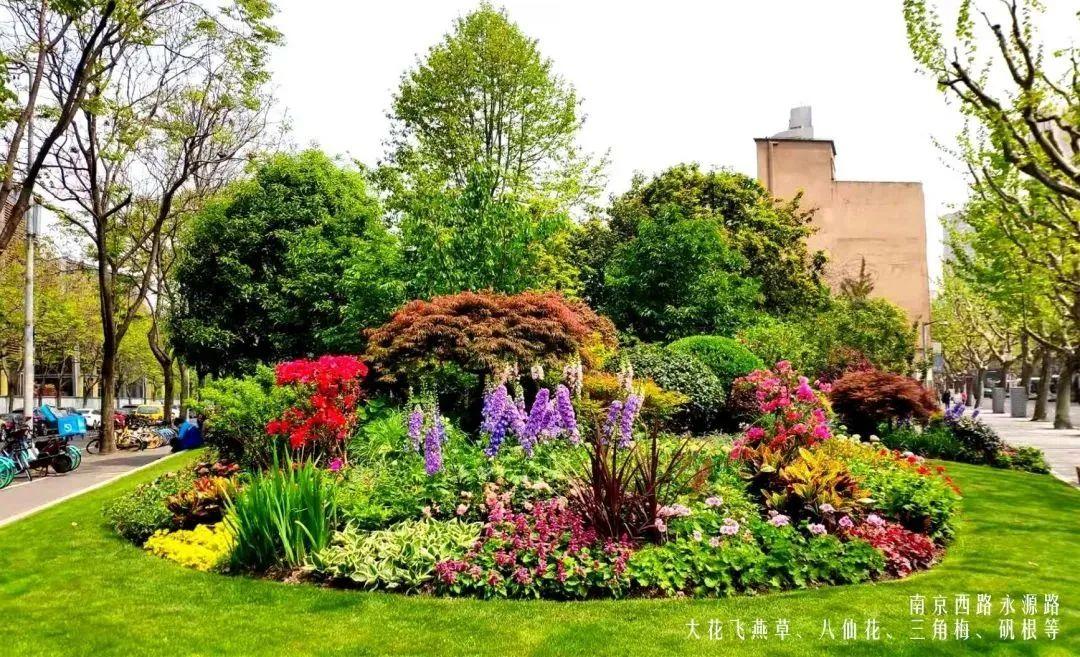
[977,402,1080,487]
[0,442,176,526]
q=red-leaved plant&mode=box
[265,355,368,461]
[844,518,936,577]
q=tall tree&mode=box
[42,0,278,451]
[906,0,1079,427]
[170,150,386,377]
[383,3,604,213]
[0,0,170,258]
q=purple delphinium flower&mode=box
[423,411,445,475]
[408,406,424,452]
[555,384,580,444]
[619,392,643,447]
[520,388,550,455]
[481,386,511,457]
[808,523,827,536]
[602,400,623,444]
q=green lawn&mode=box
[1,453,1077,657]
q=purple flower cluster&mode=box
[480,384,580,457]
[408,406,424,452]
[424,410,446,475]
[600,392,643,447]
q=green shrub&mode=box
[193,365,297,470]
[736,319,821,373]
[627,519,884,596]
[619,344,725,431]
[104,468,196,544]
[994,446,1052,474]
[879,425,967,461]
[667,335,763,389]
[226,458,338,571]
[312,520,480,591]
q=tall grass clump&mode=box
[225,456,338,571]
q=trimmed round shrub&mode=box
[618,344,725,431]
[668,335,763,389]
[829,369,938,437]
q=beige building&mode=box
[754,107,932,330]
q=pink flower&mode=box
[456,503,469,516]
[704,496,724,508]
[719,518,740,535]
[808,523,827,536]
[820,503,835,513]
[692,530,703,542]
[838,515,854,529]
[769,514,790,527]
[866,514,885,527]
[654,518,667,533]
[327,457,343,472]
[658,504,691,518]
[746,426,766,441]
[708,537,722,548]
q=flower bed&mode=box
[108,356,962,599]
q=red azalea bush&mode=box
[264,355,368,458]
[844,517,936,577]
[829,369,938,438]
[435,489,634,599]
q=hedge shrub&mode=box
[667,335,764,390]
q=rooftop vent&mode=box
[771,106,813,139]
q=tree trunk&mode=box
[99,338,117,454]
[148,319,174,424]
[178,361,190,422]
[1053,357,1074,430]
[1019,335,1032,390]
[972,367,986,408]
[1033,352,1052,422]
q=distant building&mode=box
[754,107,932,328]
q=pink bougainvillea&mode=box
[264,355,368,459]
[729,362,832,464]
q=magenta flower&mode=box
[327,457,343,472]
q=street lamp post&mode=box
[22,202,39,424]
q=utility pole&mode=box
[22,203,38,421]
[22,59,37,425]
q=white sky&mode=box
[267,1,1071,291]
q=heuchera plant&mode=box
[434,489,633,599]
[264,355,367,460]
[843,516,936,577]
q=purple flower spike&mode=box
[555,385,580,444]
[424,411,444,475]
[408,406,424,452]
[619,393,643,447]
[602,400,623,444]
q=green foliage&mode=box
[619,345,725,431]
[627,520,884,596]
[736,318,822,373]
[103,469,197,544]
[225,458,338,571]
[815,298,915,374]
[601,213,761,341]
[384,3,603,213]
[994,447,1051,475]
[594,164,827,315]
[339,409,576,529]
[392,169,580,298]
[171,150,388,375]
[192,366,296,470]
[312,520,481,591]
[667,335,763,390]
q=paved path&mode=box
[978,402,1080,487]
[0,440,176,526]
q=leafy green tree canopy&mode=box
[383,3,604,212]
[170,150,386,376]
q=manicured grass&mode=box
[1,452,1077,656]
